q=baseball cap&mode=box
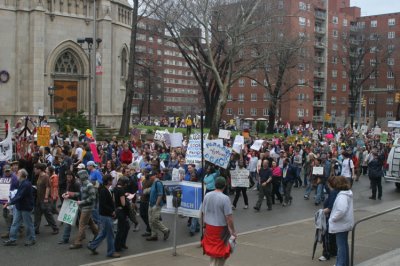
[77,163,86,170]
[3,165,11,172]
[87,161,97,167]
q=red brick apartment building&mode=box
[223,0,400,128]
[131,18,203,120]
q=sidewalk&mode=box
[83,200,400,266]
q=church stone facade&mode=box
[0,0,133,128]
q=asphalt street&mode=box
[0,176,399,266]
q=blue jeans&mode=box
[304,183,313,197]
[92,204,100,225]
[190,217,200,233]
[10,209,35,242]
[88,215,115,257]
[335,231,349,266]
[315,184,325,204]
[62,224,72,242]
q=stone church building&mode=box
[0,0,133,128]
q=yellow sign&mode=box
[325,113,331,121]
[37,126,51,147]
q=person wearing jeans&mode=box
[328,176,354,266]
[254,161,273,211]
[3,169,36,246]
[87,174,120,258]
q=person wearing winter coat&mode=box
[367,149,384,200]
[329,175,354,266]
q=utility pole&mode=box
[91,0,97,138]
[357,88,362,130]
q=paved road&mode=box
[0,176,399,266]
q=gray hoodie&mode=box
[329,190,354,234]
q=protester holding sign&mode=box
[231,160,249,210]
[3,169,35,247]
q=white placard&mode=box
[218,129,231,139]
[231,168,250,188]
[250,140,264,151]
[58,199,79,225]
[232,135,244,153]
[154,130,169,141]
[374,127,382,135]
[0,128,12,162]
[312,166,324,176]
[171,168,180,181]
[0,184,10,202]
[169,133,183,147]
[395,133,400,140]
[166,195,174,209]
[204,140,232,169]
[186,133,208,164]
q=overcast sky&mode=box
[351,0,400,16]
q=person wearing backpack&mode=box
[146,172,170,241]
[341,151,355,187]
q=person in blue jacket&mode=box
[3,169,36,246]
[203,165,220,194]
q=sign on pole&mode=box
[232,135,244,153]
[186,133,208,164]
[58,199,79,225]
[204,140,232,169]
[231,168,250,188]
[380,131,388,144]
[218,129,231,139]
[37,126,51,147]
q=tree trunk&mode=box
[119,0,139,136]
[209,88,228,137]
[267,100,277,134]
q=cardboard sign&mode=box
[218,129,231,139]
[250,140,264,151]
[169,133,183,147]
[186,133,209,164]
[58,199,79,225]
[204,140,232,169]
[232,135,244,153]
[380,131,388,144]
[374,127,382,135]
[0,177,12,202]
[312,166,324,176]
[0,128,12,162]
[37,126,51,147]
[154,130,169,141]
[171,168,180,181]
[231,168,250,188]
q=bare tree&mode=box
[149,0,270,135]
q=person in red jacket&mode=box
[119,143,133,165]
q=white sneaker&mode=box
[318,256,327,261]
[132,223,140,232]
[243,205,248,209]
[232,205,236,210]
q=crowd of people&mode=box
[0,125,392,265]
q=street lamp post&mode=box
[48,86,55,116]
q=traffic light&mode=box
[362,97,366,107]
[396,93,400,103]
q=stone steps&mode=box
[357,248,400,266]
[96,123,119,140]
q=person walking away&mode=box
[282,158,296,207]
[232,160,249,210]
[3,169,36,246]
[329,176,354,266]
[361,147,369,176]
[146,173,170,241]
[293,150,303,188]
[114,177,130,252]
[254,161,273,211]
[87,174,120,258]
[58,171,81,244]
[47,166,59,215]
[201,176,237,266]
[33,163,59,235]
[367,149,384,200]
[319,176,339,262]
[68,170,99,249]
[140,170,152,237]
[247,151,258,188]
[341,151,355,187]
[271,161,283,205]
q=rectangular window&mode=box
[239,79,245,87]
[278,0,284,9]
[388,44,395,53]
[388,84,395,91]
[388,18,396,26]
[388,32,395,39]
[332,16,338,24]
[342,71,347,78]
[298,93,305,100]
[388,71,395,78]
[343,19,348,26]
[263,93,268,101]
[238,108,244,115]
[250,108,257,116]
[331,83,337,91]
[251,80,258,87]
[299,17,306,26]
[369,110,374,117]
[342,84,347,91]
[388,58,395,65]
[297,109,304,117]
[263,109,268,116]
[238,93,244,101]
[387,111,394,118]
[251,93,257,101]
[369,98,376,104]
[227,108,233,115]
[332,30,338,38]
[298,63,305,71]
[332,70,337,78]
[228,94,232,101]
[387,98,394,105]
[370,59,376,66]
[332,56,338,64]
[299,2,306,10]
[371,20,377,27]
[331,110,336,117]
[331,97,337,104]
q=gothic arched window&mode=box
[121,48,128,78]
[54,50,79,74]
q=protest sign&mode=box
[231,168,250,188]
[58,199,79,225]
[395,133,400,140]
[154,130,169,141]
[169,133,183,147]
[250,140,264,151]
[186,133,208,164]
[218,129,231,139]
[312,166,324,175]
[89,142,101,163]
[232,135,244,153]
[204,140,232,169]
[0,176,12,202]
[171,168,180,181]
[374,127,382,135]
[0,128,12,161]
[37,126,51,147]
[380,131,388,144]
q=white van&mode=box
[384,138,400,188]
